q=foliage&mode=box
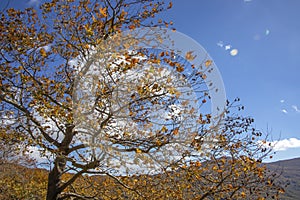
[57,102,286,200]
[0,128,47,199]
[0,0,285,199]
[0,163,47,200]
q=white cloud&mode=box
[37,44,51,52]
[281,109,288,114]
[292,105,300,113]
[270,138,300,151]
[280,99,285,103]
[217,41,224,48]
[26,146,51,163]
[28,0,40,6]
[225,45,231,50]
[217,42,239,56]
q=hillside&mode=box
[1,157,299,199]
[266,157,300,200]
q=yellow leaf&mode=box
[161,126,168,133]
[84,25,93,36]
[205,60,212,67]
[92,15,97,22]
[241,192,246,198]
[40,48,47,57]
[66,43,72,49]
[136,148,142,153]
[168,87,176,94]
[156,139,162,146]
[99,7,107,17]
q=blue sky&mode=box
[165,0,300,161]
[2,0,299,162]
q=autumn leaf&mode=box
[195,161,201,167]
[205,60,212,67]
[1,1,285,199]
[176,66,184,72]
[99,7,107,17]
[40,48,47,57]
[92,15,97,22]
[161,126,168,133]
[185,51,196,61]
[136,148,142,153]
[84,24,93,36]
[241,191,246,198]
[173,128,179,135]
[278,188,285,194]
[160,51,165,57]
[128,24,136,30]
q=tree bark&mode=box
[46,124,74,200]
[46,156,66,200]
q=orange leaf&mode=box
[185,51,196,61]
[128,24,136,30]
[99,7,107,17]
[40,48,47,57]
[176,66,184,72]
[173,128,179,135]
[195,161,201,167]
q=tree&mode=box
[0,0,284,199]
[51,102,284,200]
[0,127,47,199]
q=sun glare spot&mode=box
[230,49,238,56]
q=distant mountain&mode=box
[266,157,300,200]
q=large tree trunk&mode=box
[46,156,66,200]
[46,125,74,199]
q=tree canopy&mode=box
[0,0,285,199]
